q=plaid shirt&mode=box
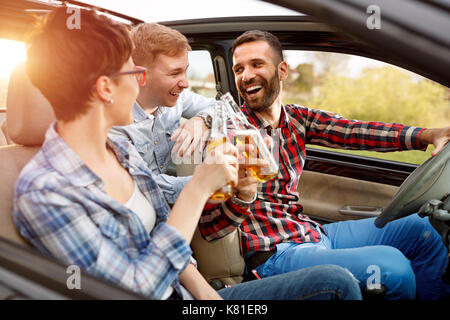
[200,104,425,254]
[13,123,204,300]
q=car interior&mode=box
[0,0,448,299]
[2,45,448,296]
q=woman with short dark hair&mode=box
[13,7,361,300]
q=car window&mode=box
[187,50,216,98]
[283,50,450,165]
[0,39,27,111]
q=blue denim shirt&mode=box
[110,90,215,204]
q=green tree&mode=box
[303,67,449,164]
[308,67,449,128]
[294,63,314,94]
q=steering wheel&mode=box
[375,142,450,228]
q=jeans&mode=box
[252,214,450,300]
[218,264,362,300]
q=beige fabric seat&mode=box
[191,228,245,286]
[0,120,8,146]
[0,63,55,246]
[177,162,245,286]
[6,63,55,146]
[0,145,40,246]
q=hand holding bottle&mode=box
[220,93,279,182]
[234,142,269,202]
[192,141,239,198]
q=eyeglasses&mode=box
[110,66,147,86]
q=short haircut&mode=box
[26,7,133,122]
[232,30,284,64]
[130,23,191,67]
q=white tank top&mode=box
[124,181,173,299]
[124,181,156,233]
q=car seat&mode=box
[0,62,54,246]
[176,162,245,288]
[0,120,9,146]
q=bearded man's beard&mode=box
[239,68,281,113]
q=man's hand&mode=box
[234,143,269,202]
[419,126,450,156]
[170,116,210,157]
[235,169,259,202]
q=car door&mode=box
[280,46,447,223]
[168,11,449,224]
[260,0,450,224]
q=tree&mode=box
[294,63,314,94]
[310,51,350,76]
[308,67,449,128]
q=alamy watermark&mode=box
[366,5,381,30]
[66,7,81,30]
[366,264,381,290]
[66,265,81,290]
[170,121,281,170]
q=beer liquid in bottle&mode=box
[235,130,279,182]
[220,93,279,182]
[207,100,233,202]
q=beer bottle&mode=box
[220,93,279,182]
[206,100,234,202]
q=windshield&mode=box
[45,0,301,22]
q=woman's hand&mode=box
[179,264,224,300]
[192,141,239,196]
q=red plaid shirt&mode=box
[200,104,425,254]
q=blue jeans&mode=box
[252,214,450,300]
[218,264,361,300]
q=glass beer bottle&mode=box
[206,100,234,202]
[220,92,279,182]
[234,130,279,182]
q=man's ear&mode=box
[278,61,288,82]
[95,75,113,103]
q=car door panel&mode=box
[298,169,398,223]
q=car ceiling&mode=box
[1,0,449,87]
[263,0,450,87]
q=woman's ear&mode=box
[278,61,288,82]
[95,75,114,104]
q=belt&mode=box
[243,250,275,281]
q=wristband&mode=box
[230,192,257,207]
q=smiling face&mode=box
[232,40,286,112]
[139,50,189,109]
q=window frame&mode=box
[179,23,439,187]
